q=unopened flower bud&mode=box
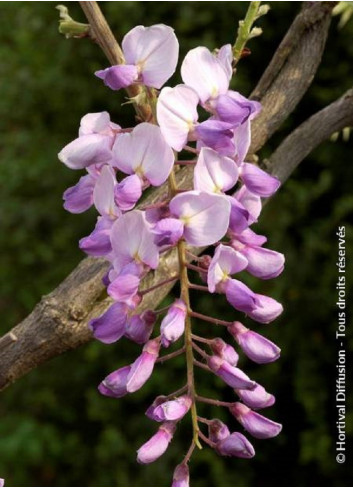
[147,395,192,422]
[208,356,256,390]
[160,300,187,348]
[235,383,275,410]
[216,432,255,458]
[137,422,176,464]
[229,402,282,439]
[172,463,189,487]
[211,338,239,366]
[208,419,230,444]
[228,322,280,364]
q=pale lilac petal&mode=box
[217,44,233,79]
[95,64,138,90]
[98,365,131,398]
[194,147,239,194]
[216,432,255,458]
[93,165,120,218]
[240,163,280,197]
[234,186,262,224]
[79,216,113,257]
[236,383,275,410]
[123,25,178,89]
[248,294,283,324]
[112,123,174,186]
[79,111,114,136]
[232,228,267,247]
[0,478,4,487]
[157,85,199,151]
[58,134,112,170]
[172,463,189,487]
[181,46,232,103]
[208,356,256,390]
[63,173,96,213]
[137,422,176,464]
[207,244,248,293]
[114,174,143,211]
[170,191,231,246]
[233,119,251,164]
[126,339,160,392]
[107,273,140,305]
[152,218,184,247]
[90,302,128,344]
[230,403,282,439]
[111,210,159,271]
[242,246,285,279]
[224,278,257,312]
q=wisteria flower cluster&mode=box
[59,22,284,486]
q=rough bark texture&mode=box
[0,2,344,392]
[263,87,353,183]
[249,1,336,154]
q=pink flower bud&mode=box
[125,310,156,344]
[172,463,189,487]
[147,395,192,422]
[208,356,256,390]
[216,432,255,458]
[0,478,4,487]
[229,402,282,439]
[211,338,239,366]
[235,383,275,410]
[228,322,280,364]
[160,300,187,348]
[208,419,230,444]
[98,365,130,398]
[137,422,176,464]
[99,339,160,397]
[126,339,160,392]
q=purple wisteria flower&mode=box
[59,15,285,486]
[96,24,179,90]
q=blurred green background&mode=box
[0,1,352,486]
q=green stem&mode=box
[177,239,201,449]
[233,1,261,64]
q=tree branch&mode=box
[263,87,353,183]
[0,1,341,391]
[249,1,336,154]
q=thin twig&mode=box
[190,310,232,327]
[156,347,186,364]
[196,395,234,408]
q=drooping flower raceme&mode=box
[58,21,284,487]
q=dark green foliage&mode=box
[0,1,352,486]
